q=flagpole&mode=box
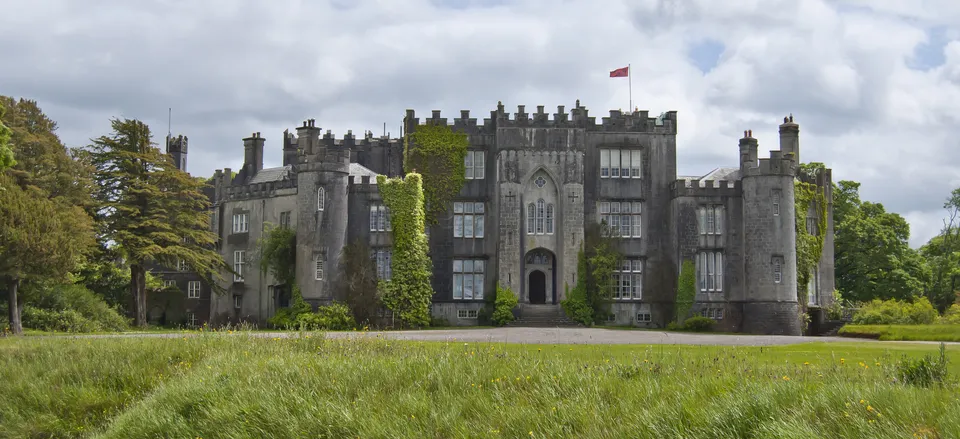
[628,64,632,112]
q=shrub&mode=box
[938,304,960,325]
[825,290,845,320]
[683,316,715,332]
[492,285,519,326]
[28,283,129,331]
[561,284,593,326]
[267,286,312,329]
[21,307,103,333]
[295,302,356,331]
[894,343,949,387]
[852,297,938,325]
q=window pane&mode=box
[600,202,610,214]
[715,253,723,291]
[706,210,715,235]
[378,206,386,231]
[453,215,463,237]
[474,274,484,300]
[631,150,642,177]
[697,207,705,235]
[370,206,377,231]
[707,253,715,290]
[621,215,631,237]
[464,275,473,300]
[633,273,643,299]
[474,260,484,272]
[611,202,620,214]
[715,206,723,234]
[610,150,620,177]
[546,204,554,234]
[527,204,536,234]
[463,214,473,238]
[475,202,484,214]
[633,202,642,213]
[463,260,474,273]
[633,260,642,272]
[464,203,474,214]
[620,150,630,177]
[600,150,610,177]
[475,215,484,238]
[454,202,464,213]
[453,260,463,272]
[612,274,620,299]
[475,152,485,179]
[633,214,642,238]
[453,274,463,299]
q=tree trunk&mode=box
[7,278,22,335]
[131,264,148,328]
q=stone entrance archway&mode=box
[528,270,546,304]
[524,248,556,304]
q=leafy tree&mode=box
[833,180,929,303]
[87,118,228,327]
[0,97,94,209]
[338,239,380,325]
[253,224,297,287]
[919,187,960,310]
[0,173,95,334]
[0,102,13,171]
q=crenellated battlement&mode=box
[406,100,678,135]
[671,178,741,198]
[222,178,297,201]
[347,175,381,194]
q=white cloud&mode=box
[1,0,958,247]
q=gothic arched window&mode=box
[317,187,325,211]
[546,203,554,234]
[536,199,545,234]
[527,203,535,234]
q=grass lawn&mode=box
[1,334,959,438]
[839,324,960,342]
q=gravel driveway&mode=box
[42,327,877,346]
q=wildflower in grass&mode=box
[782,376,790,381]
[803,362,810,366]
[841,358,845,364]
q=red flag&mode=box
[609,66,629,77]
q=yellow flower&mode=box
[803,362,810,365]
[782,376,790,381]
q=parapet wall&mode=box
[347,175,380,195]
[222,178,297,201]
[671,179,741,198]
[405,101,678,135]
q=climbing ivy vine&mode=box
[673,259,696,323]
[403,123,469,225]
[795,162,828,307]
[377,173,433,327]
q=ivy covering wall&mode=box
[673,259,696,323]
[403,123,469,225]
[377,173,433,327]
[795,163,828,306]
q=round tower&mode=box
[295,120,352,307]
[740,128,801,335]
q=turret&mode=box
[779,114,799,163]
[740,120,800,335]
[166,134,188,171]
[242,132,264,176]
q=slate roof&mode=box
[349,163,379,182]
[248,165,292,184]
[677,167,741,188]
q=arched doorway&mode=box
[528,270,546,304]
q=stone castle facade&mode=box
[159,100,835,335]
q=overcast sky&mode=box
[2,0,959,247]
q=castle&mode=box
[157,100,835,335]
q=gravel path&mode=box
[37,327,888,346]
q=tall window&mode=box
[697,205,724,236]
[163,280,176,289]
[526,200,553,235]
[375,249,392,280]
[772,256,783,283]
[369,204,392,232]
[317,187,325,211]
[453,202,484,238]
[187,313,198,327]
[465,151,485,180]
[187,281,201,299]
[612,259,643,300]
[599,149,642,179]
[453,259,485,300]
[697,251,723,292]
[546,204,554,234]
[772,190,781,216]
[599,201,642,238]
[279,211,291,229]
[233,251,245,282]
[232,213,248,233]
[234,295,242,309]
[315,257,324,280]
[806,216,818,235]
[177,259,188,271]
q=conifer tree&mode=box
[0,102,13,171]
[88,118,228,327]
